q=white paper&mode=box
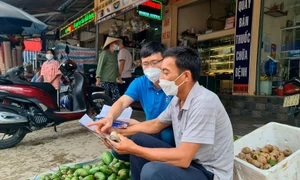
[78,114,96,131]
[78,114,106,140]
[96,105,133,121]
[78,114,117,149]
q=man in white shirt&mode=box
[102,46,234,180]
[118,39,133,95]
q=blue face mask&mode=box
[114,45,119,51]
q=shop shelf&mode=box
[210,53,234,58]
[200,45,234,52]
[210,61,234,65]
[197,28,235,41]
[264,10,287,17]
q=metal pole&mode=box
[95,24,100,62]
[255,0,265,95]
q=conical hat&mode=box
[102,37,122,49]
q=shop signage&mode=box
[288,50,300,57]
[161,5,171,48]
[60,10,95,38]
[95,0,148,24]
[233,0,253,94]
[136,0,163,20]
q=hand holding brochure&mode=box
[95,105,132,128]
[78,114,107,140]
[78,114,117,149]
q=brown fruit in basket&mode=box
[251,150,260,156]
[260,147,269,153]
[261,152,271,161]
[278,153,285,162]
[237,152,246,159]
[251,160,261,168]
[273,146,280,151]
[265,144,274,152]
[257,155,267,165]
[283,149,292,157]
[271,150,280,157]
[242,147,251,154]
[245,154,253,162]
[263,163,272,170]
[277,156,285,162]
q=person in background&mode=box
[31,66,43,82]
[88,41,175,161]
[38,49,61,90]
[132,59,144,77]
[96,37,122,103]
[118,38,134,95]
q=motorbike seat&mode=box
[71,72,86,111]
[29,82,57,104]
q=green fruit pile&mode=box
[38,151,131,180]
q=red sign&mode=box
[141,1,161,9]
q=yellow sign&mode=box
[94,0,147,24]
[283,94,300,107]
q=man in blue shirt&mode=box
[92,42,175,159]
[89,42,174,160]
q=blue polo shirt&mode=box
[125,75,175,146]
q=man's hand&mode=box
[116,77,123,84]
[108,134,137,154]
[96,78,101,86]
[87,117,113,136]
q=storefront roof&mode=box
[1,0,94,34]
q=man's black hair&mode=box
[140,41,166,59]
[163,46,200,81]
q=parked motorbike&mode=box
[0,60,113,149]
[282,77,300,127]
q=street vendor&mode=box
[89,41,175,161]
[99,47,234,180]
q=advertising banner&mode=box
[94,0,148,24]
[233,0,254,93]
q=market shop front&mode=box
[162,0,261,95]
[161,0,296,123]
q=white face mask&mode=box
[159,73,185,96]
[46,54,54,60]
[114,45,119,51]
[144,68,161,83]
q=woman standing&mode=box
[96,37,122,103]
[38,49,62,105]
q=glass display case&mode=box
[198,35,235,75]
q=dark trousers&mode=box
[118,77,134,95]
[130,133,214,180]
[100,82,120,103]
[112,133,161,162]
